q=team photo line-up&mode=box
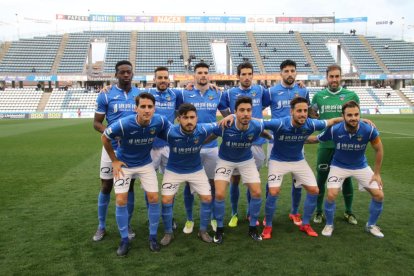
[94,59,384,256]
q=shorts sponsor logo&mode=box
[215,167,232,176]
[328,176,343,182]
[114,178,130,187]
[268,174,281,181]
[318,164,329,170]
[162,183,180,190]
[100,167,112,174]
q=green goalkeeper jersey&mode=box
[311,87,360,148]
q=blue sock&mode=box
[214,200,225,228]
[127,191,135,225]
[291,184,302,214]
[265,183,269,198]
[144,192,149,209]
[249,197,262,227]
[98,192,110,229]
[303,194,318,225]
[368,199,383,226]
[324,200,336,225]
[230,182,240,216]
[200,201,212,231]
[210,183,216,220]
[148,202,160,237]
[184,184,194,221]
[162,203,173,233]
[115,205,128,239]
[246,189,251,217]
[265,195,278,227]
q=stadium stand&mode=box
[254,32,312,73]
[365,37,414,72]
[136,31,183,74]
[0,88,43,112]
[0,35,62,73]
[44,88,97,112]
[400,86,414,104]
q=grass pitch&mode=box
[0,115,413,275]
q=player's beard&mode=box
[283,77,295,86]
[293,116,306,126]
[328,82,340,92]
[157,83,168,91]
[345,120,359,132]
[182,124,195,133]
[240,80,251,89]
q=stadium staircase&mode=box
[358,35,390,74]
[36,92,52,112]
[395,89,413,106]
[180,31,190,63]
[0,41,12,64]
[51,33,69,74]
[130,31,138,68]
[295,32,319,74]
[246,31,265,73]
[366,87,384,105]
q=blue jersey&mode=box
[317,121,379,169]
[264,116,327,162]
[266,83,309,118]
[159,123,217,174]
[220,85,269,145]
[177,88,225,148]
[214,119,264,163]
[95,85,140,148]
[143,88,181,148]
[103,114,169,167]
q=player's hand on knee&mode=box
[370,173,383,189]
[112,160,127,179]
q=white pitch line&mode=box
[380,131,414,137]
[381,137,414,139]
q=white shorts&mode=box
[100,147,113,179]
[267,159,317,188]
[113,163,158,194]
[233,145,266,176]
[161,169,211,196]
[327,166,381,191]
[214,158,261,184]
[201,147,218,179]
[266,143,273,166]
[151,146,170,174]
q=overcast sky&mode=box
[1,0,413,41]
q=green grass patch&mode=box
[0,116,413,275]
